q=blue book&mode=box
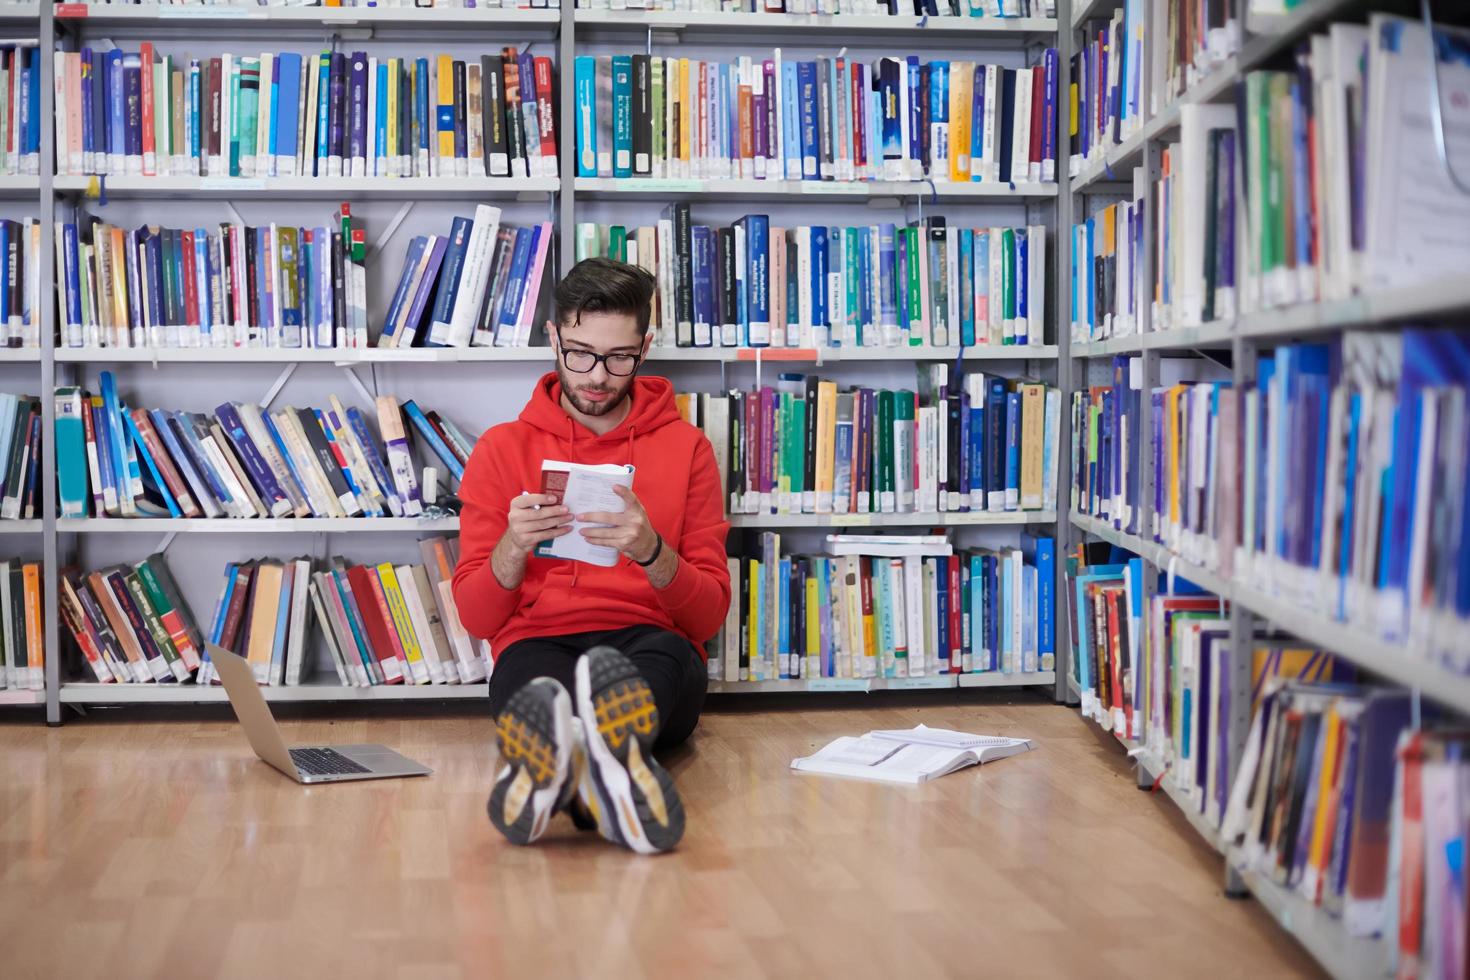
[969,393,984,505]
[777,557,791,679]
[123,55,143,168]
[269,564,293,684]
[894,228,909,335]
[373,61,388,170]
[314,408,368,513]
[833,399,853,508]
[214,402,289,515]
[414,58,431,162]
[856,229,873,342]
[810,225,828,337]
[314,53,331,174]
[1042,49,1058,181]
[210,565,239,644]
[266,56,281,165]
[970,64,986,180]
[256,410,309,514]
[1004,389,1021,509]
[878,223,897,337]
[193,229,212,342]
[125,411,180,518]
[905,58,922,167]
[89,398,115,512]
[1017,232,1029,341]
[18,47,32,162]
[574,56,596,177]
[611,55,632,178]
[149,410,210,514]
[187,60,200,166]
[781,61,800,179]
[347,406,401,516]
[61,224,82,339]
[495,227,535,340]
[691,225,714,346]
[936,556,950,672]
[381,236,426,348]
[740,214,770,346]
[168,412,230,509]
[1000,557,1013,673]
[107,50,125,167]
[142,230,164,338]
[796,61,818,179]
[401,400,464,482]
[425,215,472,347]
[959,228,975,345]
[1022,534,1056,671]
[79,47,93,167]
[276,52,302,169]
[99,372,136,510]
[329,570,377,682]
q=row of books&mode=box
[0,46,38,177]
[0,218,38,349]
[573,51,1059,185]
[1075,329,1470,669]
[379,205,551,350]
[711,531,1054,682]
[59,555,203,684]
[58,206,369,349]
[0,560,41,691]
[1219,682,1453,957]
[677,367,1059,517]
[197,538,489,686]
[56,45,558,180]
[0,393,39,521]
[53,372,473,519]
[579,211,1049,350]
[61,1,550,6]
[1068,1,1146,171]
[574,0,1051,14]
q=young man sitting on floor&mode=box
[452,257,731,855]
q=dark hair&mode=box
[554,257,657,336]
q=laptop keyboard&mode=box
[290,747,372,777]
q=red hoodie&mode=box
[452,373,731,658]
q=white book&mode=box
[282,559,312,686]
[308,577,351,687]
[437,579,487,684]
[397,564,445,685]
[1177,103,1237,326]
[442,205,502,348]
[791,728,1033,784]
[903,555,925,675]
[299,53,318,179]
[54,55,71,176]
[533,460,635,568]
[256,52,274,177]
[364,55,378,178]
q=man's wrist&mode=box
[633,532,663,567]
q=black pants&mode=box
[487,625,708,751]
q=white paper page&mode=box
[790,736,975,784]
[537,463,634,567]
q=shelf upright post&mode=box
[41,0,59,725]
[558,0,576,279]
[1053,0,1075,704]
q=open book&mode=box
[534,459,635,568]
[790,725,1035,784]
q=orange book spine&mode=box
[139,42,156,175]
[22,563,41,680]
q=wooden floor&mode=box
[1,693,1318,979]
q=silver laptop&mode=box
[209,642,432,784]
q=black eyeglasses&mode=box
[559,346,642,377]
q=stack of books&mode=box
[574,0,1053,15]
[64,0,525,6]
[55,45,558,180]
[1221,684,1415,933]
[1071,194,1145,343]
[379,205,552,350]
[53,373,473,519]
[582,211,1048,349]
[0,45,38,177]
[1155,0,1237,111]
[573,50,1059,184]
[0,560,41,691]
[1068,356,1142,533]
[678,366,1059,517]
[60,557,201,684]
[712,531,1055,682]
[0,392,40,521]
[196,537,489,687]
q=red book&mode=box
[206,58,222,168]
[850,62,865,173]
[220,561,255,653]
[858,558,874,667]
[345,565,406,683]
[533,56,557,166]
[180,229,199,331]
[131,409,199,517]
[140,42,156,175]
[948,555,962,673]
[1029,65,1045,180]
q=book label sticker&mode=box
[888,675,952,690]
[807,678,869,692]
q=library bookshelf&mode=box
[0,3,1071,723]
[1063,0,1470,976]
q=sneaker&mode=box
[574,646,685,854]
[488,677,573,846]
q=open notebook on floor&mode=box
[790,725,1035,785]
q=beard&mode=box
[556,363,633,418]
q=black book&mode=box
[293,407,353,507]
[789,558,803,678]
[918,64,931,177]
[816,58,833,179]
[399,66,414,174]
[946,392,962,510]
[717,226,737,338]
[9,563,25,673]
[737,558,749,679]
[330,231,347,343]
[453,60,467,167]
[998,68,1016,184]
[803,375,819,509]
[663,202,694,346]
[21,409,39,518]
[502,54,526,173]
[632,54,652,177]
[481,56,508,176]
[243,228,259,332]
[728,390,744,512]
[328,53,346,165]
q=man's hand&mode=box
[503,492,572,559]
[578,484,659,564]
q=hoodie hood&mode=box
[520,372,682,444]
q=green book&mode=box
[609,225,627,262]
[238,57,261,177]
[930,223,949,346]
[905,227,922,342]
[877,389,894,511]
[125,570,188,681]
[894,389,915,511]
[1001,227,1016,341]
[230,59,243,175]
[791,395,806,498]
[844,227,860,345]
[55,388,88,518]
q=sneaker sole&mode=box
[488,680,571,846]
[575,647,685,855]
